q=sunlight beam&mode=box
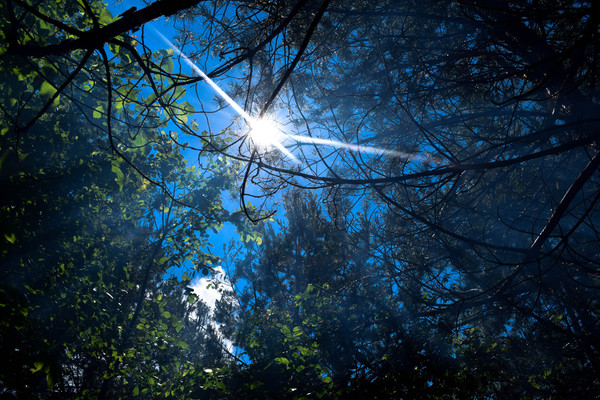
[153,28,436,165]
[286,134,437,164]
[153,30,252,121]
[154,29,297,160]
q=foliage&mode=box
[2,0,600,398]
[219,194,483,399]
[174,1,600,396]
[166,0,600,397]
[0,1,242,398]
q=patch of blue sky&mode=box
[107,3,247,287]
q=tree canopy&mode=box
[0,1,244,397]
[176,1,600,394]
[1,0,599,398]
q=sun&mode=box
[155,30,417,163]
[249,118,284,149]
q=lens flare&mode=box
[249,118,297,160]
[249,118,283,148]
[152,28,438,165]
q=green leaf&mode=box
[173,85,186,99]
[274,357,290,368]
[39,81,57,100]
[163,58,174,74]
[109,43,120,55]
[46,367,57,390]
[111,160,125,191]
[158,256,169,265]
[99,8,114,25]
[31,361,44,373]
[4,233,16,244]
[133,386,140,396]
[93,105,104,119]
[147,93,157,104]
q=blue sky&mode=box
[107,2,247,310]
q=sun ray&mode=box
[286,134,438,164]
[153,30,252,122]
[153,28,437,165]
[248,118,297,161]
[155,29,297,160]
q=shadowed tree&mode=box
[171,0,600,396]
[218,193,489,399]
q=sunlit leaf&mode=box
[39,81,57,100]
[163,58,174,74]
[4,233,16,244]
[31,361,44,373]
[93,105,104,119]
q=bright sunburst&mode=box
[154,28,438,165]
[249,118,283,149]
